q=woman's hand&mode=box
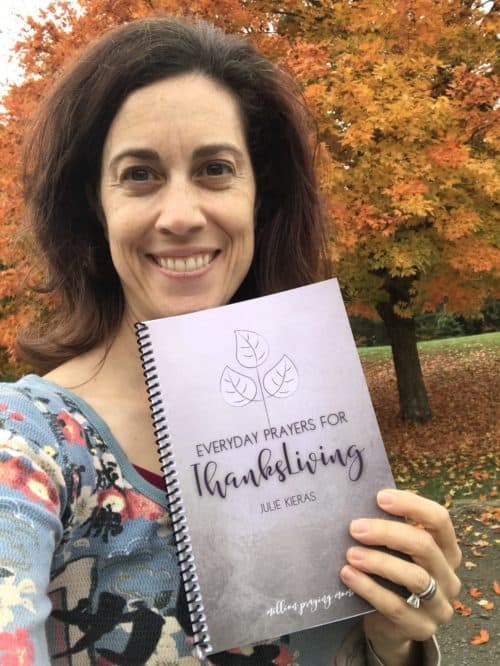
[340,488,462,666]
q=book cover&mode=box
[136,278,398,656]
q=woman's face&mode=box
[99,74,256,322]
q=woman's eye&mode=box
[121,166,156,182]
[200,161,234,178]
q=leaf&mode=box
[493,581,500,595]
[452,600,472,617]
[477,599,494,610]
[469,588,482,599]
[220,366,257,407]
[263,355,299,398]
[470,629,489,645]
[464,561,477,569]
[234,330,269,369]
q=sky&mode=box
[0,0,55,94]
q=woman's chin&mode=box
[142,296,225,321]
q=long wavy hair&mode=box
[19,16,328,372]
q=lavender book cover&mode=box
[140,279,397,655]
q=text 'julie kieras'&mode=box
[191,441,365,499]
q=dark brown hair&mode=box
[19,16,327,371]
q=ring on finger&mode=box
[406,575,437,609]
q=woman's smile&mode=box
[148,249,219,276]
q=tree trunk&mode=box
[376,300,432,422]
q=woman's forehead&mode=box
[102,74,248,161]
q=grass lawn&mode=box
[357,330,500,361]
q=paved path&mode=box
[437,500,498,665]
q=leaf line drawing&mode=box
[220,367,257,406]
[263,355,299,398]
[220,330,299,427]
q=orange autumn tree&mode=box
[255,0,499,421]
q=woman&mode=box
[0,17,460,665]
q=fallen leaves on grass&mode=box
[478,508,500,526]
[362,346,499,504]
[469,587,483,599]
[472,471,489,481]
[470,628,489,645]
[493,581,500,595]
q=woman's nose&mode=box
[154,180,207,235]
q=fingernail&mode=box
[340,565,357,584]
[350,519,369,535]
[347,547,365,563]
[377,489,396,507]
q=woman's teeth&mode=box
[157,253,213,273]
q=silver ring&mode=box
[406,576,437,609]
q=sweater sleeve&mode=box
[0,388,67,665]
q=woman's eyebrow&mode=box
[192,143,245,162]
[108,148,160,170]
[107,144,245,171]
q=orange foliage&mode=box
[282,40,331,84]
[428,138,469,169]
[260,0,499,318]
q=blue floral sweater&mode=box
[0,375,440,665]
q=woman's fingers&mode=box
[340,565,452,642]
[350,510,460,599]
[345,546,454,625]
[376,489,462,569]
[340,488,463,644]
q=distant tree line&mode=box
[351,297,500,347]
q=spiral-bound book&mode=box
[135,278,399,657]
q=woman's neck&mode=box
[44,314,161,472]
[44,314,146,400]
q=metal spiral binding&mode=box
[135,322,212,658]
